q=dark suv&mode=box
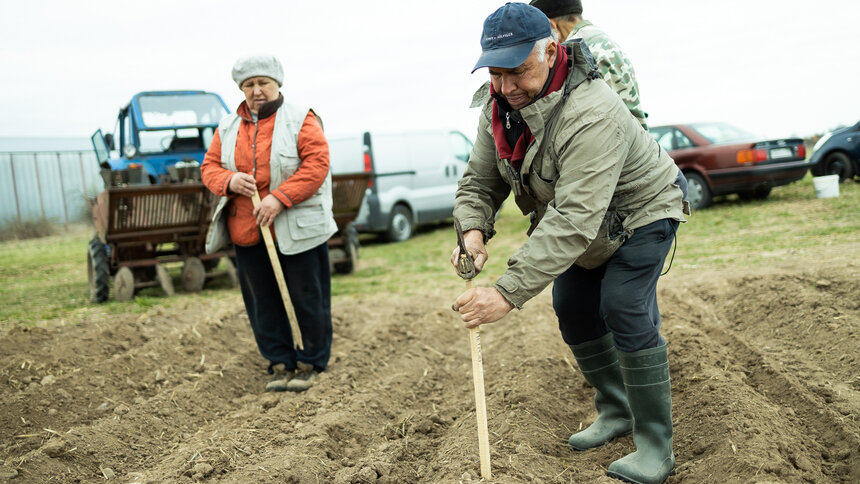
[810,121,860,182]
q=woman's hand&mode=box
[228,172,256,198]
[254,194,284,227]
[452,287,514,328]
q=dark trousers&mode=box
[552,218,678,352]
[234,240,332,373]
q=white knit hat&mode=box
[231,55,284,87]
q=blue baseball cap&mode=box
[472,2,553,73]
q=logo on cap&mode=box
[473,3,552,73]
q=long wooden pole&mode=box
[466,279,492,479]
[251,191,303,350]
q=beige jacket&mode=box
[454,40,685,309]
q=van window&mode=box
[450,132,473,162]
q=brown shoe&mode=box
[286,362,318,392]
[265,363,295,392]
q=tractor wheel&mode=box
[87,238,110,303]
[155,264,175,296]
[181,257,206,292]
[114,267,135,302]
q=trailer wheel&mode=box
[203,258,221,272]
[182,257,206,292]
[333,223,360,274]
[223,257,239,287]
[114,267,135,302]
[155,264,175,296]
[87,238,110,303]
[333,238,358,274]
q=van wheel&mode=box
[385,205,414,242]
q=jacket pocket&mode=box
[273,147,300,183]
[287,204,328,241]
[575,209,634,270]
[528,158,557,204]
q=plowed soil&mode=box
[1,250,858,483]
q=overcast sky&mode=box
[1,0,856,142]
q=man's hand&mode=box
[254,194,285,227]
[452,286,514,328]
[450,229,488,275]
[228,172,256,198]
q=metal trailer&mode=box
[87,170,371,302]
[328,172,371,274]
[87,172,237,302]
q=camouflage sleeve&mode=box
[572,26,649,130]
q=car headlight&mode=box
[812,133,832,155]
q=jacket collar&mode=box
[237,94,284,122]
[568,18,593,38]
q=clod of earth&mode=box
[41,438,69,458]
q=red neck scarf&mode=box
[490,45,569,169]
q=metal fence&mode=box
[0,151,105,227]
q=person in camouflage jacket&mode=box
[530,0,648,129]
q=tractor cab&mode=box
[91,90,229,186]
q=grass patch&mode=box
[1,174,857,330]
[0,218,56,242]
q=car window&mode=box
[449,132,473,162]
[650,128,674,152]
[673,129,695,149]
[690,122,756,144]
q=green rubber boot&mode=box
[567,332,633,450]
[607,345,675,484]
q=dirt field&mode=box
[1,241,858,483]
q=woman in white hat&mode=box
[201,54,336,393]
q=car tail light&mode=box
[363,151,373,188]
[797,145,806,158]
[736,149,768,164]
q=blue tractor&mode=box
[87,91,236,302]
[91,90,230,184]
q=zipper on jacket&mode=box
[251,120,259,179]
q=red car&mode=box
[649,122,811,209]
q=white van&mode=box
[328,130,474,241]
